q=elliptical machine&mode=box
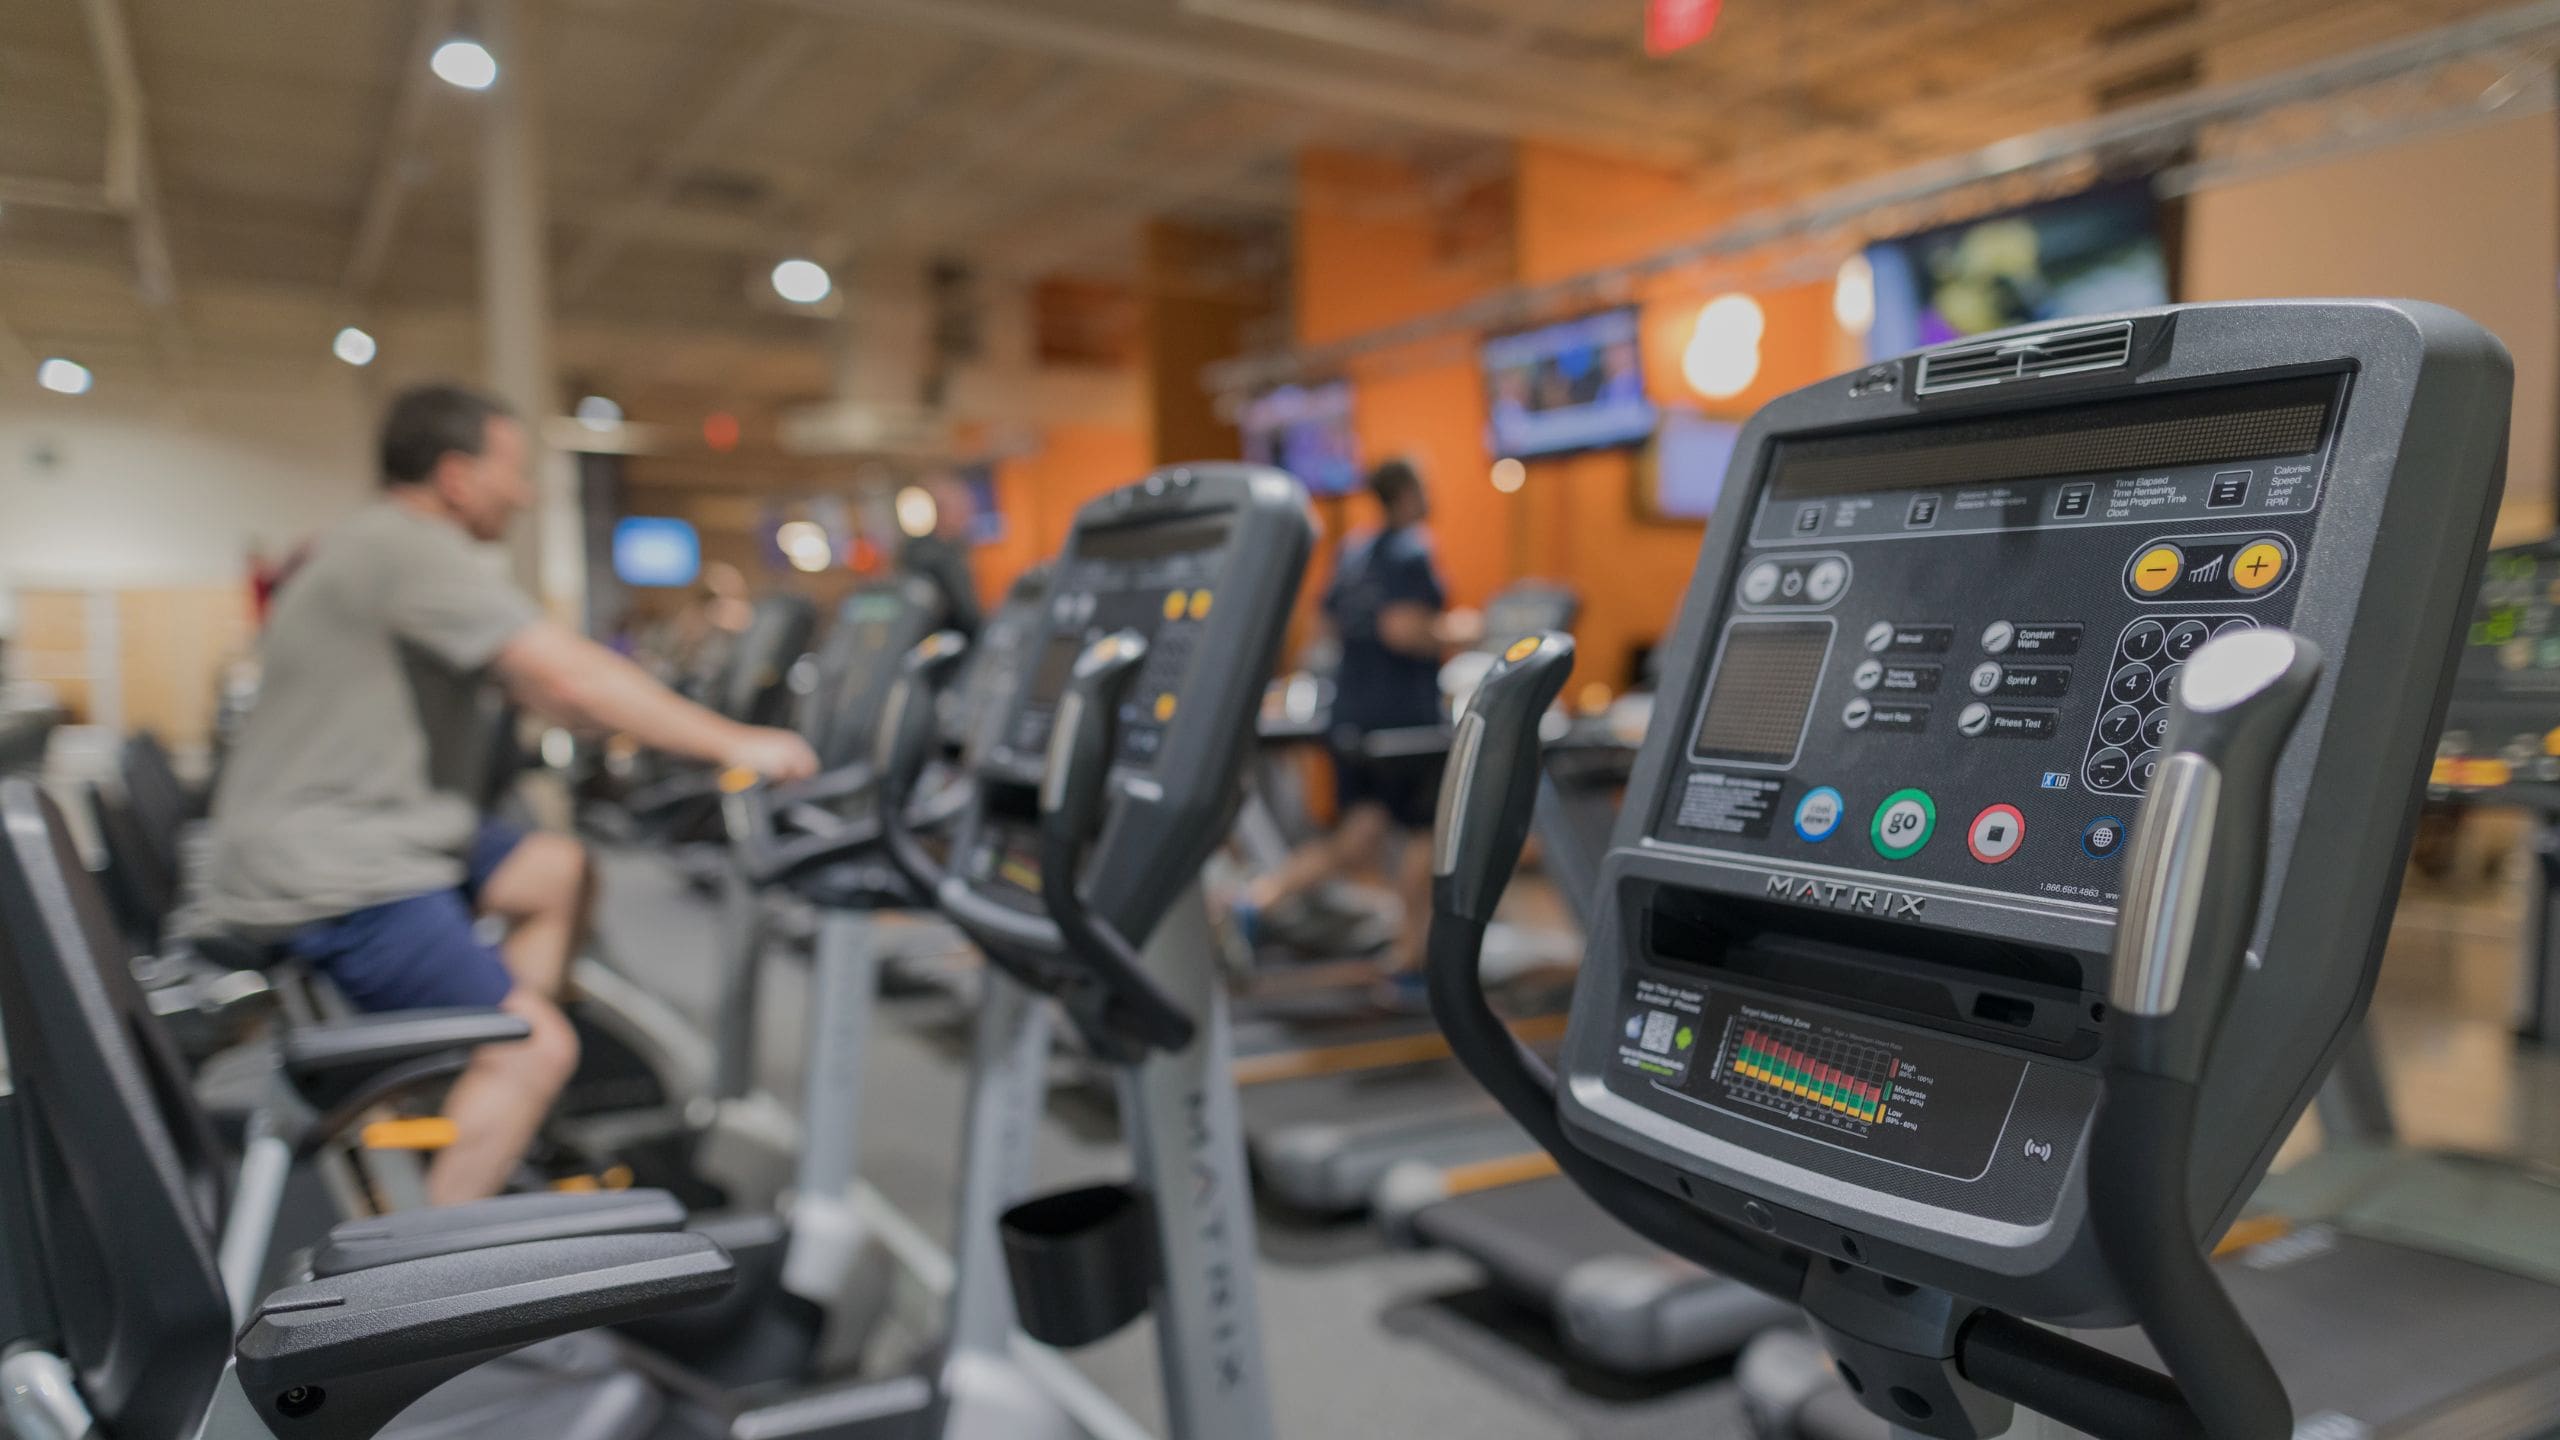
[1424,300,2510,1440]
[872,461,1312,1439]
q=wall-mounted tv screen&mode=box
[1863,182,2170,361]
[1483,305,1655,460]
[612,516,701,587]
[1643,409,1741,522]
[1241,381,1361,497]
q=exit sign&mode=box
[1646,0,1721,55]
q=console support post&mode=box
[1116,886,1275,1440]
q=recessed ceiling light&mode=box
[770,258,832,306]
[431,39,498,91]
[332,326,378,367]
[36,358,92,396]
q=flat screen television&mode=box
[612,516,701,587]
[1482,305,1656,460]
[1863,182,2170,362]
[1241,381,1361,497]
[1641,409,1741,522]
[958,462,1006,544]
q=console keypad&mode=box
[2081,614,2256,795]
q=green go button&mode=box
[1870,788,1936,860]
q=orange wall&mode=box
[1289,141,1862,692]
[979,421,1152,606]
[1294,148,1519,643]
[1508,143,1858,692]
[1299,149,1514,345]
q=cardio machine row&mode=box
[10,297,2543,1440]
[0,463,1311,1440]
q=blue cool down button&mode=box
[1794,786,1845,843]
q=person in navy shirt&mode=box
[1240,459,1478,988]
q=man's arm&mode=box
[1375,603,1442,658]
[495,621,815,778]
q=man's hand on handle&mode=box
[721,725,819,783]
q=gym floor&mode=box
[589,815,2560,1439]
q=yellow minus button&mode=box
[2231,540,2287,594]
[1154,693,1178,722]
[1162,590,1186,620]
[2129,543,2184,596]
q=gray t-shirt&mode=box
[206,502,540,929]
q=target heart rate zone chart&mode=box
[1721,1021,1894,1128]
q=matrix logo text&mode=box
[1765,874,1926,918]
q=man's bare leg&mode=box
[477,831,594,999]
[1248,803,1391,912]
[1384,829,1436,974]
[425,987,579,1204]
[422,831,593,1203]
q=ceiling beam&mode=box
[76,0,179,313]
[1173,0,1703,139]
[0,176,117,213]
[811,66,1098,266]
[756,0,1704,167]
[344,0,460,299]
[562,17,830,299]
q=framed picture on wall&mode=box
[1635,408,1741,525]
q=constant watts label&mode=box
[1678,771,1783,837]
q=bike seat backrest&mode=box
[0,778,232,1440]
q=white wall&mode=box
[0,368,377,627]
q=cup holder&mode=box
[999,1182,1159,1348]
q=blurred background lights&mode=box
[1683,292,1766,400]
[776,519,833,573]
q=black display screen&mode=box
[1616,986,2028,1180]
[1691,621,1832,766]
[1027,633,1082,707]
[1766,375,2337,502]
[1076,516,1232,564]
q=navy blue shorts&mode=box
[1327,741,1445,834]
[285,819,528,1013]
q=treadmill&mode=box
[1426,299,2536,1440]
[2423,533,2560,1045]
[1235,582,1599,1214]
[1245,736,1629,1215]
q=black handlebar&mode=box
[1431,635,1575,925]
[1036,631,1197,1056]
[2084,629,2322,1440]
[876,632,971,896]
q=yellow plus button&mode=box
[1153,693,1178,722]
[2130,543,2184,596]
[2231,540,2287,593]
